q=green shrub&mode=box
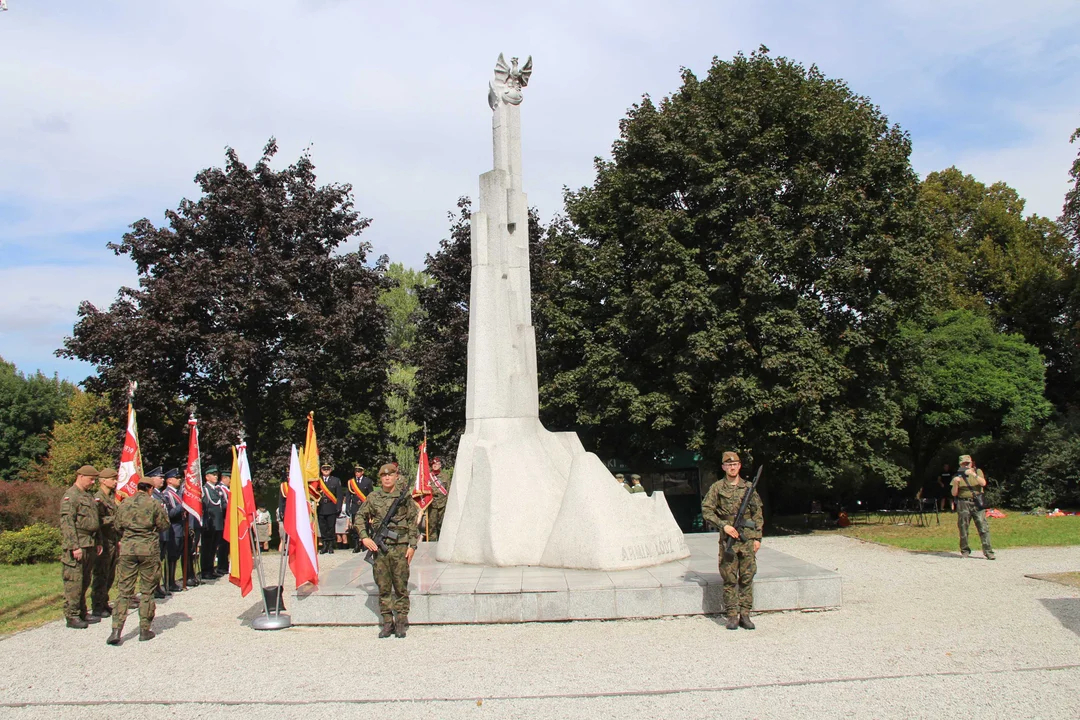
[0,523,63,564]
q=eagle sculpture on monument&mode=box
[488,53,533,110]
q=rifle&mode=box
[363,482,412,566]
[722,465,764,559]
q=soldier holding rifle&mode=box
[355,464,417,639]
[701,452,764,631]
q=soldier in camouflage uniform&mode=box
[701,451,763,630]
[90,467,119,618]
[356,464,418,638]
[107,480,170,645]
[951,454,995,560]
[60,465,103,629]
[427,457,451,541]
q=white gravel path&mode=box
[0,536,1078,719]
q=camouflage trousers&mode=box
[373,544,410,621]
[112,554,160,632]
[90,540,118,612]
[719,539,757,617]
[957,499,993,556]
[61,547,95,619]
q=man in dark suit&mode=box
[216,469,232,575]
[200,465,226,578]
[346,465,372,552]
[316,463,343,554]
[162,469,186,592]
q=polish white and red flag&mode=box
[181,415,203,522]
[284,444,318,588]
[115,403,143,500]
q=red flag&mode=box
[181,416,203,523]
[115,402,143,501]
[225,443,255,596]
[412,440,434,512]
[284,445,318,588]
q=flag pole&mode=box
[252,449,291,631]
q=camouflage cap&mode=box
[958,454,973,465]
[98,468,118,480]
[722,451,741,464]
[378,463,399,477]
[76,465,100,478]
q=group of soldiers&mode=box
[59,465,169,645]
[58,453,454,644]
[614,473,645,493]
[59,462,237,645]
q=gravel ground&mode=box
[0,536,1077,719]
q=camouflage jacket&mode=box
[95,487,118,542]
[354,486,418,548]
[60,484,100,550]
[952,469,986,500]
[431,474,451,510]
[701,477,764,541]
[115,491,170,557]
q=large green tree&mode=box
[60,140,391,481]
[538,48,934,493]
[0,358,74,480]
[379,263,433,475]
[24,389,120,487]
[919,167,1076,408]
[896,310,1052,484]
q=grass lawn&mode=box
[772,512,1080,552]
[0,563,63,637]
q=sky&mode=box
[1,0,1078,382]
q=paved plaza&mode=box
[0,535,1077,719]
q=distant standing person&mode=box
[216,469,232,575]
[356,464,417,638]
[90,467,119,618]
[107,479,170,645]
[951,454,994,560]
[60,465,102,629]
[201,466,225,578]
[316,463,343,554]
[347,465,372,551]
[428,457,451,541]
[255,506,272,551]
[701,452,763,631]
[628,474,646,494]
[939,463,954,511]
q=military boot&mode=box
[139,628,156,642]
[91,606,112,618]
[395,615,408,638]
[725,615,739,630]
[106,626,123,646]
[81,614,101,624]
[739,613,756,630]
[378,618,395,638]
[66,616,89,629]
